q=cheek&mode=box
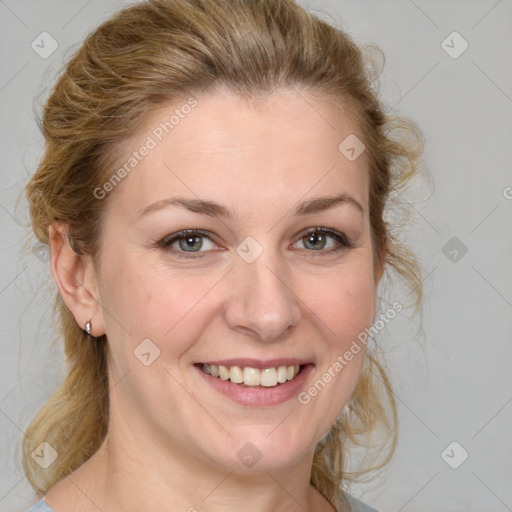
[98,254,217,354]
[300,262,376,412]
[98,243,377,367]
[304,261,377,346]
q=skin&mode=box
[47,86,383,512]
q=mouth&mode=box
[193,359,314,406]
[196,362,305,388]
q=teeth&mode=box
[243,367,261,386]
[219,365,230,380]
[202,363,301,387]
[230,366,243,384]
[261,368,277,387]
[277,365,287,383]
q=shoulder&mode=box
[27,500,57,512]
[338,492,380,512]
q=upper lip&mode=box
[198,358,313,369]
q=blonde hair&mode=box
[23,0,426,507]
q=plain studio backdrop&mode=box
[0,1,511,511]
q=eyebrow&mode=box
[136,193,365,220]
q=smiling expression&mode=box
[92,85,380,472]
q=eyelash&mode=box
[156,227,352,260]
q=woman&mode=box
[23,0,425,510]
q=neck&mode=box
[59,417,334,512]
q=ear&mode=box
[48,222,105,337]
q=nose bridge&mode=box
[224,237,301,341]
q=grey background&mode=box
[1,1,511,511]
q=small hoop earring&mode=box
[84,320,92,336]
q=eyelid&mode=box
[156,227,352,259]
[293,226,352,249]
[157,229,220,254]
[159,228,214,245]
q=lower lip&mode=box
[195,364,314,406]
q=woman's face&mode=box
[93,86,380,472]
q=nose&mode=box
[223,247,302,342]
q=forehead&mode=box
[102,87,369,221]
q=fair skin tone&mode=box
[46,87,383,512]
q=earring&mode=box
[84,319,92,336]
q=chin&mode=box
[204,427,315,473]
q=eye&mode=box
[156,227,351,260]
[293,227,351,254]
[157,229,219,259]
